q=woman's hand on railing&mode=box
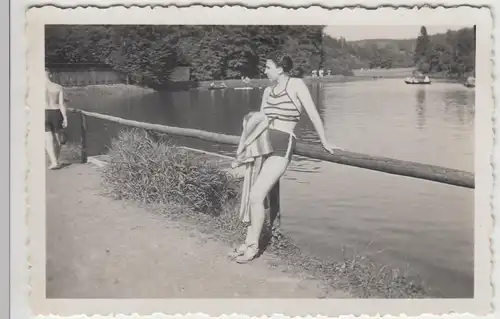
[321,141,343,154]
[231,160,243,169]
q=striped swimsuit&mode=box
[262,78,302,160]
[263,77,302,123]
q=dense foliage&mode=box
[342,25,476,75]
[45,24,476,85]
[45,25,323,84]
[413,26,476,76]
[326,37,414,71]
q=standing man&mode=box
[45,68,68,169]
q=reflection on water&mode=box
[67,78,475,298]
[443,90,475,125]
[415,89,426,130]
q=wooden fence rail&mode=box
[69,108,474,190]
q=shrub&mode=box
[101,128,239,215]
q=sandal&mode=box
[235,244,259,264]
[228,244,247,259]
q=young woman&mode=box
[233,53,342,263]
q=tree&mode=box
[413,26,431,66]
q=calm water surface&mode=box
[68,78,474,297]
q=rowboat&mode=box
[464,76,475,88]
[404,76,431,85]
[207,86,227,90]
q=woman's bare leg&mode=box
[246,156,289,250]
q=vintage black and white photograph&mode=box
[24,4,494,318]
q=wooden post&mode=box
[80,112,88,163]
[269,181,281,232]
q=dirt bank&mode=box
[46,162,350,298]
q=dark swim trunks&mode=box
[45,109,64,133]
[268,128,296,161]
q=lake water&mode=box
[67,78,474,298]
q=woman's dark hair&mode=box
[268,52,293,74]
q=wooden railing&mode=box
[69,108,474,189]
[69,108,474,230]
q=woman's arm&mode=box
[259,87,271,112]
[295,79,341,153]
[58,87,68,128]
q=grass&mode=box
[101,128,239,216]
[99,128,432,298]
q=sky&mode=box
[323,25,470,41]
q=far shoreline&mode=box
[60,72,469,98]
[193,74,467,90]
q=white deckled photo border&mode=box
[18,2,497,319]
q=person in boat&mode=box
[45,68,68,169]
[242,76,251,85]
[230,53,342,263]
[465,76,475,87]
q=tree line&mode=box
[45,25,324,85]
[45,25,476,86]
[413,26,475,77]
